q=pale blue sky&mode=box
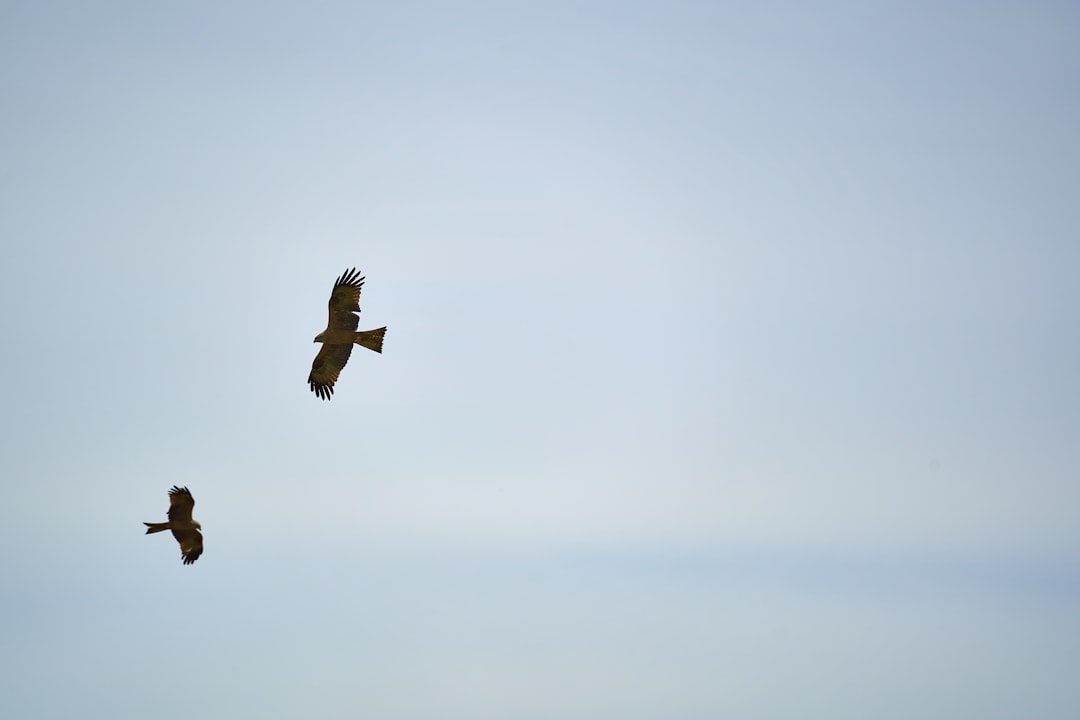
[2,2,1079,718]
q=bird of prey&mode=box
[309,267,387,400]
[144,486,203,565]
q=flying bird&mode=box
[144,486,203,565]
[309,267,387,400]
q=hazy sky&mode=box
[2,2,1078,718]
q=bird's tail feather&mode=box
[144,522,169,534]
[354,327,386,353]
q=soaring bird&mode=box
[309,267,387,400]
[144,486,203,565]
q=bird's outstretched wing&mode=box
[172,527,203,565]
[326,267,364,332]
[308,344,354,400]
[167,486,195,523]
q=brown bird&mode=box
[144,486,203,565]
[308,267,387,400]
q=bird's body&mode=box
[308,267,386,400]
[144,486,203,565]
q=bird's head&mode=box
[313,331,325,343]
[193,521,202,530]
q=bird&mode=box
[144,486,203,565]
[309,267,387,400]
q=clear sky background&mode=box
[2,1,1078,718]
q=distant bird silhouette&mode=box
[144,486,203,565]
[308,268,387,400]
